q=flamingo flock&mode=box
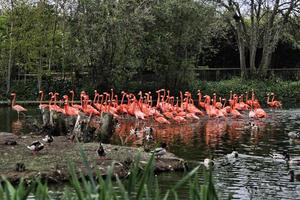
[10,89,283,124]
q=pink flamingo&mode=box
[230,100,242,118]
[155,116,171,124]
[197,90,205,108]
[48,92,63,113]
[249,103,256,118]
[11,93,27,119]
[62,95,79,116]
[267,93,282,109]
[254,107,267,118]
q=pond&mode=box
[1,107,300,199]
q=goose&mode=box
[152,143,167,158]
[289,170,300,182]
[203,157,214,169]
[27,141,44,154]
[97,142,106,159]
[42,134,54,144]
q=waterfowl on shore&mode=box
[15,163,26,172]
[152,143,167,158]
[203,158,214,169]
[42,134,54,144]
[289,170,300,182]
[27,141,44,154]
[97,142,106,158]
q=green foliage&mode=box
[198,77,300,107]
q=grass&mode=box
[0,148,225,200]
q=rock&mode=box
[96,112,115,143]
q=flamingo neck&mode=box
[11,95,16,107]
[271,94,275,102]
[39,92,44,105]
[121,93,126,105]
[156,92,160,107]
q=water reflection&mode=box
[11,120,23,135]
[0,107,300,199]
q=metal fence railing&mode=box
[11,68,300,82]
[195,68,300,81]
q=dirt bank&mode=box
[0,132,186,184]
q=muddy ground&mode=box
[0,132,187,184]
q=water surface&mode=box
[1,107,300,199]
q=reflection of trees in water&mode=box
[11,120,23,135]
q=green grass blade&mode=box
[172,165,200,190]
[115,176,130,200]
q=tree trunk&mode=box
[259,45,272,77]
[249,0,257,76]
[48,0,59,71]
[236,23,247,78]
[249,41,257,75]
[6,1,14,95]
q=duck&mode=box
[226,150,238,160]
[97,142,106,159]
[42,134,54,144]
[203,157,214,169]
[130,128,143,138]
[27,141,44,154]
[152,143,167,158]
[284,153,300,166]
[143,126,154,135]
[145,134,154,142]
[269,151,288,162]
[15,163,26,172]
[289,170,300,182]
[288,131,300,139]
[143,126,154,142]
[249,122,259,131]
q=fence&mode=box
[195,68,300,81]
[12,68,300,82]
